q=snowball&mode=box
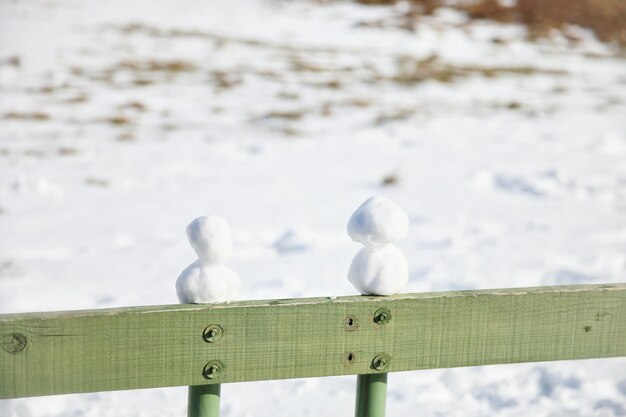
[347,196,409,248]
[176,261,241,303]
[186,216,233,264]
[178,216,240,304]
[347,244,408,295]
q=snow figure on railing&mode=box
[347,196,409,295]
[176,216,240,303]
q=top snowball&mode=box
[347,196,409,247]
[186,216,234,264]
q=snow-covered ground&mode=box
[1,0,625,415]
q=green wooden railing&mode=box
[1,283,625,417]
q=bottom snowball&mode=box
[347,244,409,295]
[176,261,241,303]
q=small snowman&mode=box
[347,196,409,295]
[176,216,241,303]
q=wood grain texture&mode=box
[1,283,625,399]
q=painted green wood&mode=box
[1,283,625,399]
[355,373,387,417]
[188,384,220,417]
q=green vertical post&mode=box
[355,373,388,417]
[188,384,221,417]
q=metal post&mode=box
[188,384,221,417]
[355,373,388,417]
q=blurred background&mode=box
[1,0,625,415]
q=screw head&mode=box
[371,353,391,371]
[203,325,223,343]
[203,360,224,379]
[373,308,391,325]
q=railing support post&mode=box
[188,384,221,417]
[355,373,387,417]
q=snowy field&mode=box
[1,0,626,415]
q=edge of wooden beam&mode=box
[1,283,625,398]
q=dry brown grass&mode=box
[118,59,197,72]
[211,71,242,90]
[105,115,132,126]
[356,0,626,46]
[516,0,626,45]
[390,54,564,85]
[118,101,148,112]
[133,78,155,86]
[381,174,399,186]
[64,94,89,104]
[68,58,199,88]
[4,112,50,121]
[264,111,304,121]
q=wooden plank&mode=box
[1,283,625,399]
